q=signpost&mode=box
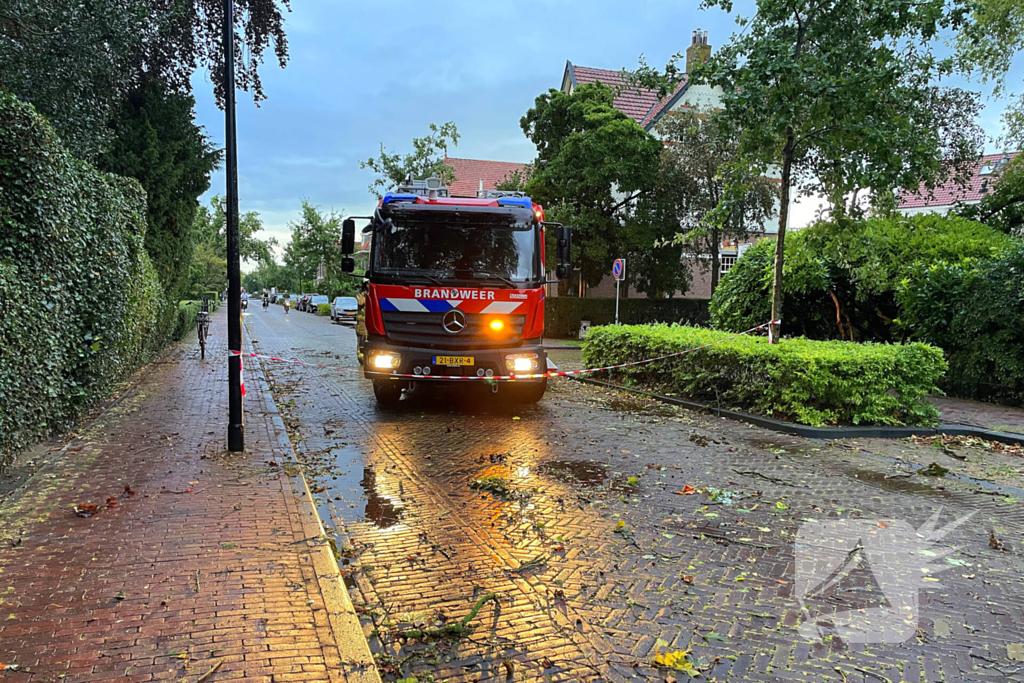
[612,258,625,325]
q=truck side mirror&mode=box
[556,225,571,280]
[341,257,355,273]
[341,218,356,255]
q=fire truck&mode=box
[339,177,571,406]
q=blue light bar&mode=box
[496,197,533,209]
[382,192,418,204]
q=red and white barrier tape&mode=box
[232,320,779,382]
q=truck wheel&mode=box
[372,379,403,406]
[510,379,547,404]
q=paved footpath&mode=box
[0,307,379,683]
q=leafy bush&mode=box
[897,243,1024,404]
[545,297,710,338]
[709,214,1019,403]
[582,324,946,426]
[0,93,170,469]
[711,214,1012,340]
[316,303,331,316]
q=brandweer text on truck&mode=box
[339,177,571,406]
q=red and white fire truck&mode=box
[339,178,571,406]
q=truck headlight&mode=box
[370,351,401,370]
[505,353,539,373]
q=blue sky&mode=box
[192,0,1015,264]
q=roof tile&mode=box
[442,157,527,198]
[571,64,687,128]
[898,152,1018,209]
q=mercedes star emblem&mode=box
[442,308,467,334]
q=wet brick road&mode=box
[244,307,1024,683]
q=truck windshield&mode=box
[373,212,539,283]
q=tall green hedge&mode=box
[583,324,946,426]
[0,93,170,469]
[545,297,710,338]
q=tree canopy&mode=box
[360,122,460,199]
[654,109,778,293]
[0,0,291,158]
[98,76,221,300]
[635,0,985,335]
[193,195,277,265]
[957,0,1024,146]
[520,83,674,293]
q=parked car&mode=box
[308,294,329,313]
[297,293,315,312]
[331,296,358,323]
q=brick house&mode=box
[561,30,780,299]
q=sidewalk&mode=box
[0,308,379,683]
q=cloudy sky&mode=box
[191,0,1015,266]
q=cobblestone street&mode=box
[246,307,1024,683]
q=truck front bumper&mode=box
[362,340,547,383]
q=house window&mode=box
[720,255,737,276]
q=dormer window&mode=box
[980,157,1010,175]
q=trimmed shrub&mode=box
[316,303,331,316]
[582,324,946,426]
[545,297,710,338]
[0,93,170,469]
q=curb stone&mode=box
[576,376,1024,446]
[247,344,382,683]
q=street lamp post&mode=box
[223,0,244,452]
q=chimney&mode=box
[477,179,484,198]
[686,29,711,74]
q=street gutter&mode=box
[575,377,1024,446]
[247,341,382,683]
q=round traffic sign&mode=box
[612,258,625,279]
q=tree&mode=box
[0,0,290,158]
[360,122,460,198]
[654,109,778,294]
[193,195,277,265]
[520,83,671,293]
[636,0,984,338]
[956,0,1024,146]
[284,200,344,288]
[98,76,221,301]
[189,243,228,296]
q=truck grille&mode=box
[382,311,526,349]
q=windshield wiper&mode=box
[386,269,444,286]
[471,272,519,288]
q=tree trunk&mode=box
[770,127,795,343]
[710,226,720,294]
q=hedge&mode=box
[545,297,710,338]
[316,303,331,316]
[582,325,946,426]
[0,93,171,469]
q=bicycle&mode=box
[195,298,211,360]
